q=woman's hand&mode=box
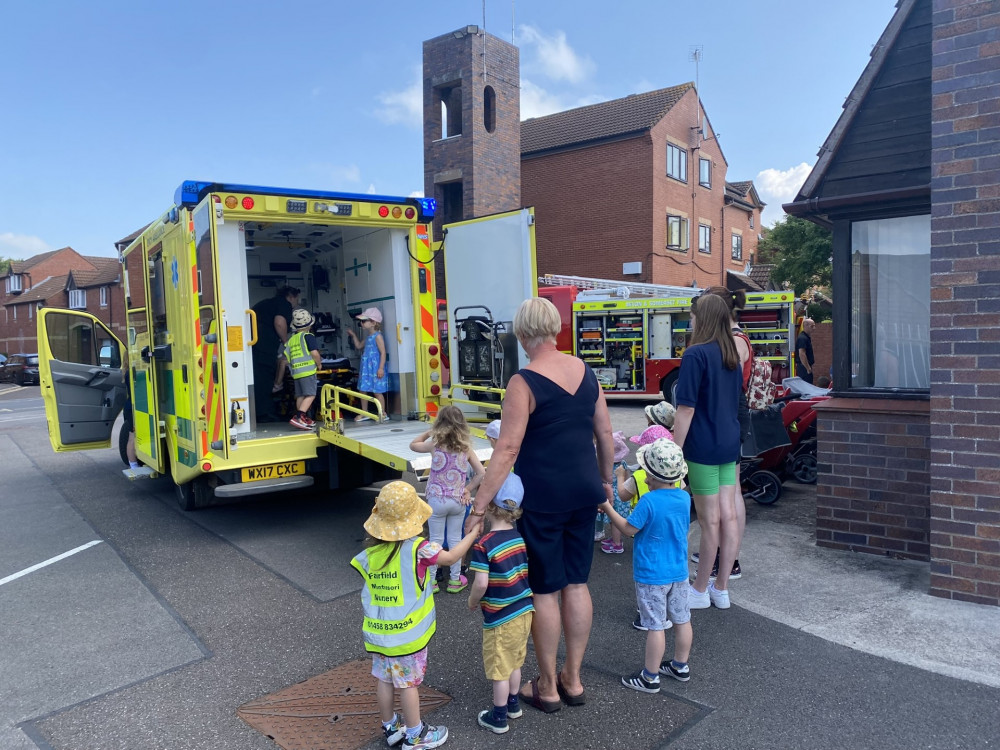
[464,513,483,537]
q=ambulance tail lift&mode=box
[37,182,536,510]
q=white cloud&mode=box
[374,66,422,126]
[517,25,595,84]
[520,79,605,120]
[0,232,52,259]
[366,184,377,194]
[408,190,424,198]
[756,162,813,227]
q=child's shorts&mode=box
[293,373,318,398]
[482,611,533,681]
[372,647,428,688]
[636,581,690,630]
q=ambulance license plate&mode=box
[241,461,305,482]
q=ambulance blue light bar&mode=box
[174,181,436,221]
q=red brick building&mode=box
[0,248,124,357]
[521,84,765,289]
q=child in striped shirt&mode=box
[467,473,534,735]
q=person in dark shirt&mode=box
[250,286,299,422]
[795,318,816,384]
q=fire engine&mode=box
[36,181,536,509]
[539,275,798,402]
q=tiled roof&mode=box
[748,264,776,287]
[3,275,67,305]
[7,249,62,275]
[727,269,763,292]
[116,224,150,247]
[727,181,753,196]
[71,257,120,287]
[521,83,694,155]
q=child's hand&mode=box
[377,368,384,378]
[468,595,480,613]
[461,488,473,506]
[598,500,613,515]
[615,464,628,480]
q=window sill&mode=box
[665,246,689,253]
[666,175,688,185]
[814,395,930,416]
[699,182,712,189]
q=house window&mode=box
[667,215,689,250]
[667,144,687,182]
[11,304,15,320]
[849,214,930,390]
[699,158,711,188]
[28,303,32,320]
[698,224,711,254]
[731,234,743,261]
[749,213,755,229]
[100,286,108,307]
[69,289,87,309]
[5,274,23,294]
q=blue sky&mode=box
[0,1,897,261]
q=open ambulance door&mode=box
[37,309,128,452]
[442,208,537,401]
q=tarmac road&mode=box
[1,389,998,749]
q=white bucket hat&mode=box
[636,438,688,483]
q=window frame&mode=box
[698,224,711,254]
[667,143,688,183]
[100,286,108,307]
[731,233,743,261]
[69,288,87,310]
[667,214,690,251]
[699,157,712,188]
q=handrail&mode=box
[444,382,506,411]
[246,309,258,346]
[320,384,385,431]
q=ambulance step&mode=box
[216,475,315,498]
[122,466,157,480]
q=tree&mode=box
[756,216,832,295]
[0,257,12,275]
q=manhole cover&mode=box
[238,658,451,750]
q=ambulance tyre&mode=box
[175,477,213,511]
[661,372,679,407]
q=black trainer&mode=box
[730,559,742,580]
[477,709,509,734]
[632,610,648,631]
[660,661,691,683]
[622,670,660,694]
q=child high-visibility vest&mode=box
[285,332,318,379]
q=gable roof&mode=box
[521,83,694,156]
[3,275,66,306]
[69,257,120,288]
[787,0,919,207]
[7,249,63,275]
[726,180,766,210]
[727,269,763,293]
[747,263,776,289]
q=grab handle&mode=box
[247,309,258,346]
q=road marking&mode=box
[0,540,104,587]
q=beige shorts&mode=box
[482,611,533,681]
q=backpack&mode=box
[746,354,776,410]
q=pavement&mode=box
[3,391,999,749]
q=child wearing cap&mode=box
[485,419,502,448]
[285,308,323,430]
[351,481,479,749]
[599,438,694,693]
[467,473,535,734]
[599,431,632,554]
[347,307,389,422]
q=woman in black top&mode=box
[467,297,615,713]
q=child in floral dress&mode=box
[352,481,479,749]
[599,431,632,554]
[347,306,389,422]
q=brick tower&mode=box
[423,25,521,252]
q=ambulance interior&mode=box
[242,219,416,420]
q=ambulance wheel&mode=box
[744,470,782,505]
[175,477,213,511]
[661,372,679,407]
[118,424,130,467]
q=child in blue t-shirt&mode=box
[599,437,693,693]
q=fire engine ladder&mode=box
[538,274,701,299]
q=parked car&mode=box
[0,353,40,385]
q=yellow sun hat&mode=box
[363,481,433,541]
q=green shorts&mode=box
[686,460,737,496]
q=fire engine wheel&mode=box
[175,477,214,511]
[789,453,818,484]
[744,470,783,505]
[661,372,679,407]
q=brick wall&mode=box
[929,0,1000,605]
[815,400,931,560]
[810,320,833,385]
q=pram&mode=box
[741,377,831,504]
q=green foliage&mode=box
[756,216,833,294]
[0,257,12,275]
[807,302,831,323]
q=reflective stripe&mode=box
[285,332,317,378]
[351,538,436,656]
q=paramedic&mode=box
[251,286,300,422]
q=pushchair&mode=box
[740,377,830,504]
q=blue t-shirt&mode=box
[675,341,741,465]
[628,486,690,585]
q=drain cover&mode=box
[238,658,451,750]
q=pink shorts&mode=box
[371,648,428,688]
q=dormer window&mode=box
[5,274,23,294]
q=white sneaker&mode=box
[708,582,731,609]
[688,583,710,609]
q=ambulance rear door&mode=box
[442,208,537,380]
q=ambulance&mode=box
[37,181,536,509]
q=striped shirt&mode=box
[469,529,534,629]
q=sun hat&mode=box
[485,419,502,440]
[363,481,432,541]
[494,473,524,511]
[637,438,688,483]
[612,431,629,463]
[291,308,314,330]
[357,307,383,324]
[629,424,672,446]
[644,401,676,430]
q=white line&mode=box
[0,540,104,587]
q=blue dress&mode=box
[358,332,388,393]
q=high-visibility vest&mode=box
[285,332,317,379]
[630,469,650,509]
[351,537,436,657]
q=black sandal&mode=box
[556,674,586,706]
[519,678,561,713]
